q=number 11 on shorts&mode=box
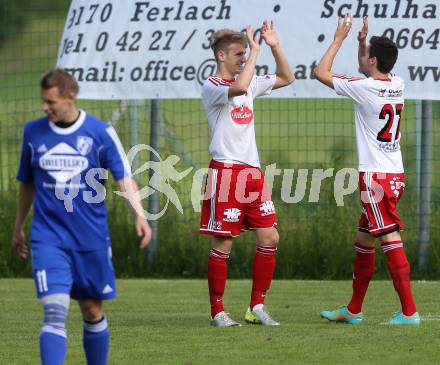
[36,270,48,293]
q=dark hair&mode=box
[210,29,247,61]
[40,68,79,96]
[369,36,398,73]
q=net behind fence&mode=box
[1,1,439,278]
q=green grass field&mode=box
[1,279,439,365]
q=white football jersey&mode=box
[333,73,405,173]
[202,74,276,167]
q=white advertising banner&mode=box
[56,0,440,100]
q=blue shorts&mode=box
[31,244,116,300]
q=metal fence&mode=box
[1,1,439,278]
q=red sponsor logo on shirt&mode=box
[230,106,254,125]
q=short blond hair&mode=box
[211,29,247,61]
[40,68,79,97]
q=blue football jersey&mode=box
[17,110,132,251]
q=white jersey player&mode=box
[332,72,405,173]
[203,73,276,167]
[200,22,294,327]
[314,15,419,325]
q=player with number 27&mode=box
[314,15,420,325]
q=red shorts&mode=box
[358,172,405,237]
[200,160,278,237]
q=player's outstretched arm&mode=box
[358,16,369,74]
[117,177,152,248]
[11,182,34,259]
[228,26,260,97]
[261,20,295,89]
[314,14,353,88]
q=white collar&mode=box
[48,109,86,135]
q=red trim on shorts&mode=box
[209,160,260,170]
[358,225,400,237]
[241,222,278,233]
[200,228,233,237]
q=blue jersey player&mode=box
[11,69,152,365]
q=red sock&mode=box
[250,246,277,310]
[382,241,417,316]
[347,243,375,314]
[208,248,229,318]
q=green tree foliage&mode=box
[0,2,27,47]
[0,0,66,48]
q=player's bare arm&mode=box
[358,16,369,75]
[227,26,260,98]
[117,177,152,248]
[314,14,353,88]
[11,182,34,259]
[261,20,295,89]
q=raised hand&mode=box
[246,25,260,52]
[261,20,280,48]
[334,13,353,44]
[358,16,368,42]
